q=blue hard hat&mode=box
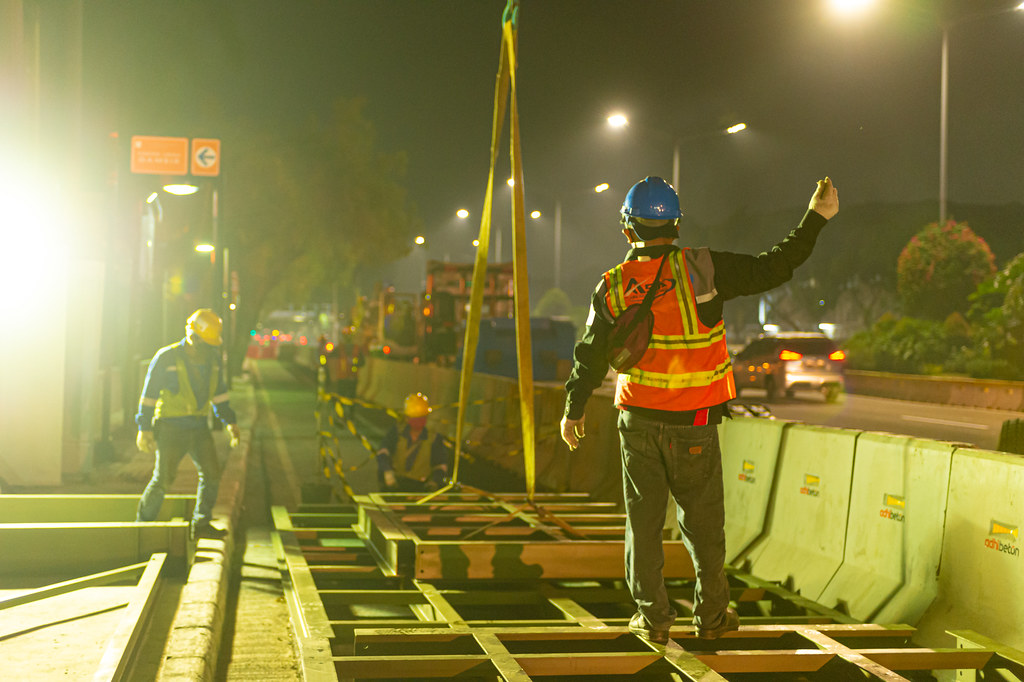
[620,176,683,221]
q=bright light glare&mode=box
[0,168,71,317]
[607,113,629,128]
[146,192,159,204]
[726,122,747,134]
[163,184,199,196]
[414,235,425,245]
[473,239,480,247]
[507,178,515,187]
[195,243,215,253]
[594,183,609,193]
[829,0,876,15]
[1017,1,1024,9]
[456,208,469,219]
[530,210,541,219]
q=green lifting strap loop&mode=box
[502,0,519,28]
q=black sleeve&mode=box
[713,210,829,301]
[563,281,614,420]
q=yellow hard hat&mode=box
[404,392,431,418]
[186,309,223,346]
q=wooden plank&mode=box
[515,651,662,676]
[414,540,693,580]
[334,654,491,678]
[695,649,832,673]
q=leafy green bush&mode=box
[896,220,996,320]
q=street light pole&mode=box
[554,200,562,291]
[939,26,949,226]
[672,143,680,193]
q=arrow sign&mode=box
[191,138,221,177]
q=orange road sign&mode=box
[191,138,221,177]
[130,136,189,175]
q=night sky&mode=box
[80,1,1024,305]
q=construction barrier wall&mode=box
[718,417,787,563]
[914,447,1024,651]
[738,424,859,600]
[356,358,1024,650]
[817,434,954,625]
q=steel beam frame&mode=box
[273,495,1024,681]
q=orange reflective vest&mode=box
[603,247,736,411]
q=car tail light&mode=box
[829,349,846,361]
[778,349,803,361]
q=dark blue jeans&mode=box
[137,423,221,526]
[618,410,730,631]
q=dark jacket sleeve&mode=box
[563,281,614,420]
[712,210,828,301]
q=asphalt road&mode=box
[733,388,1024,451]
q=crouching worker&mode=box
[375,392,451,492]
[135,308,241,538]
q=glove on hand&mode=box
[137,431,156,454]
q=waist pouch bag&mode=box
[605,254,668,372]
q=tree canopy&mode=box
[222,99,422,368]
[896,220,995,320]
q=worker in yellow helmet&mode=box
[135,309,241,538]
[375,392,451,492]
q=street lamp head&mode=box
[828,0,876,15]
[594,183,610,193]
[530,210,541,219]
[163,184,199,196]
[195,243,215,253]
[726,122,747,134]
[607,113,629,128]
[456,208,469,219]
[414,235,425,245]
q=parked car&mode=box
[732,332,845,402]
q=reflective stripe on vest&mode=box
[155,351,220,420]
[604,248,735,411]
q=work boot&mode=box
[191,521,227,541]
[696,607,740,640]
[628,613,670,645]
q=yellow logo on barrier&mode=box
[738,460,756,484]
[883,494,905,509]
[880,493,905,522]
[990,521,1019,540]
[800,473,820,497]
[985,520,1020,558]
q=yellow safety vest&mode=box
[154,353,219,421]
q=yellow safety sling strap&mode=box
[421,0,536,502]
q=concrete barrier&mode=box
[817,433,954,623]
[738,424,859,601]
[845,370,1024,412]
[719,417,789,563]
[914,447,1024,650]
